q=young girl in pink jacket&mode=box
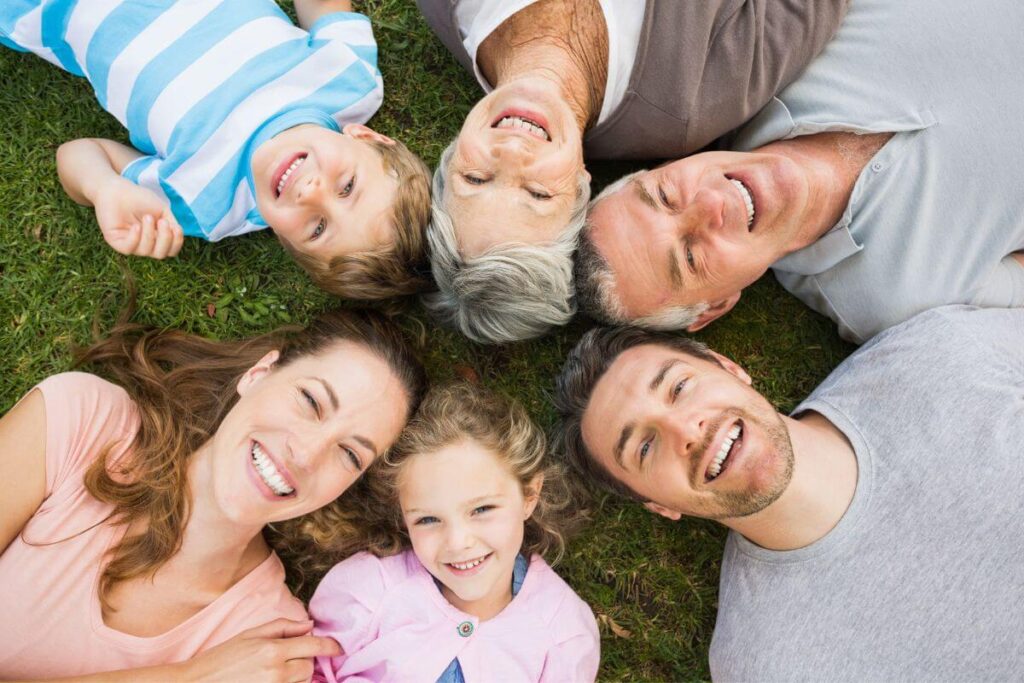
[310,382,600,682]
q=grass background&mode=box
[0,2,854,679]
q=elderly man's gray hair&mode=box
[423,140,591,344]
[575,170,709,330]
[553,324,718,501]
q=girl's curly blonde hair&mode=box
[361,381,584,565]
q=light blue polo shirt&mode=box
[1,0,383,241]
[733,0,1024,343]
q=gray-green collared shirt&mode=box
[734,0,1024,344]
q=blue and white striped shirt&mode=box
[1,0,384,240]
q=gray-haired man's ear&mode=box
[643,501,683,521]
[686,292,741,332]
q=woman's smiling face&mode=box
[445,78,588,255]
[196,341,410,529]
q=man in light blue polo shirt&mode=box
[578,0,1024,343]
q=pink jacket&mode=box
[311,551,600,682]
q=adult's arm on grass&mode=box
[8,619,342,683]
[293,0,353,31]
[55,138,183,260]
[0,390,46,554]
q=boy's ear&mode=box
[343,123,395,146]
[643,501,683,521]
[237,350,280,396]
[686,291,741,332]
[522,473,545,519]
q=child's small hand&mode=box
[94,178,185,260]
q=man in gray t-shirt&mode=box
[577,0,1024,344]
[555,306,1024,680]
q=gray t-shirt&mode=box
[709,306,1024,681]
[734,0,1024,344]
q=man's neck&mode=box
[762,131,894,253]
[476,0,607,132]
[725,412,858,551]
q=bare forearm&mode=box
[11,662,185,683]
[293,0,352,30]
[56,138,141,206]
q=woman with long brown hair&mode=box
[0,308,426,682]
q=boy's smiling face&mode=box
[251,123,399,260]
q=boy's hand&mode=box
[293,0,353,30]
[93,178,184,259]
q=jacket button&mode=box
[457,621,474,637]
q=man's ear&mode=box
[707,350,752,385]
[643,501,683,521]
[236,350,280,396]
[686,292,741,332]
[522,473,545,519]
[343,123,395,146]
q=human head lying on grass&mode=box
[17,0,433,300]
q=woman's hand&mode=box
[180,618,342,683]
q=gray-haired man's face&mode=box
[580,343,794,520]
[586,150,821,330]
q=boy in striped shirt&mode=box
[1,0,430,299]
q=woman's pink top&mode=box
[0,373,307,679]
[311,550,600,683]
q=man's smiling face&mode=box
[580,343,794,520]
[586,150,819,329]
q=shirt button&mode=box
[457,621,474,637]
[871,161,884,172]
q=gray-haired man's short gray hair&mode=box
[575,170,709,330]
[423,139,591,344]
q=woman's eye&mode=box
[463,174,486,185]
[415,516,439,526]
[344,447,362,472]
[528,188,552,201]
[311,217,326,240]
[339,177,354,198]
[301,389,320,416]
[671,379,687,400]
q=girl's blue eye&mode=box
[415,516,439,526]
[311,217,326,240]
[339,177,354,197]
[472,505,494,515]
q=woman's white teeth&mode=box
[708,425,742,480]
[730,179,755,228]
[495,115,550,141]
[450,555,487,570]
[276,156,306,197]
[251,443,294,496]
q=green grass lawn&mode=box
[0,2,854,680]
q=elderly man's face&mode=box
[587,150,819,329]
[447,79,587,256]
[580,344,794,520]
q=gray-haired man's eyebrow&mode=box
[631,177,658,210]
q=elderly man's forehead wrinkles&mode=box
[631,177,658,210]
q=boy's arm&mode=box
[56,138,184,260]
[293,0,353,31]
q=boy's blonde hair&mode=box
[362,382,583,564]
[284,138,432,300]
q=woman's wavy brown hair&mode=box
[361,381,585,565]
[76,308,426,606]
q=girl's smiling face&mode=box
[399,439,541,620]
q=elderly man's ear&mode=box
[686,292,741,332]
